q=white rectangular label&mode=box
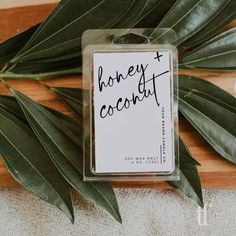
[93,51,174,173]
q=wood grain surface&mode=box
[0,0,58,9]
[0,4,236,189]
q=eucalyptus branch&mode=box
[0,0,236,224]
[0,68,82,80]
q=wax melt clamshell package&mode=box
[82,28,179,182]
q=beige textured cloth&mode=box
[0,188,235,236]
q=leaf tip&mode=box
[70,214,75,224]
[116,214,123,224]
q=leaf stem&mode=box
[0,63,11,73]
[0,77,11,90]
[0,68,82,80]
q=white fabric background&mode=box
[0,188,235,236]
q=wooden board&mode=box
[0,3,236,189]
[0,0,58,9]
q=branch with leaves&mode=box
[0,0,236,223]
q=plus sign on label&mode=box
[154,51,163,61]
[92,50,175,174]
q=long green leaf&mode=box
[134,0,176,28]
[0,106,74,222]
[155,0,230,46]
[183,27,236,70]
[0,95,27,122]
[0,94,82,147]
[0,24,39,71]
[8,53,81,74]
[115,0,146,28]
[179,75,236,113]
[12,90,122,223]
[170,137,203,208]
[14,49,81,65]
[114,0,174,29]
[11,0,91,66]
[50,87,84,116]
[178,75,236,164]
[180,0,236,49]
[11,0,135,64]
[18,0,71,51]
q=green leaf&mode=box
[0,95,27,123]
[178,75,236,113]
[115,0,175,29]
[12,0,92,66]
[180,0,236,49]
[156,0,230,46]
[19,0,71,49]
[0,94,83,147]
[11,0,135,64]
[50,87,84,116]
[0,106,74,222]
[178,75,236,164]
[114,0,146,28]
[183,27,236,70]
[134,0,176,28]
[179,137,201,166]
[0,24,39,71]
[12,90,122,223]
[8,53,81,74]
[170,137,203,208]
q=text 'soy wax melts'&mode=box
[83,29,179,182]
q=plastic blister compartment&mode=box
[83,28,179,182]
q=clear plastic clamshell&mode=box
[82,28,179,182]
